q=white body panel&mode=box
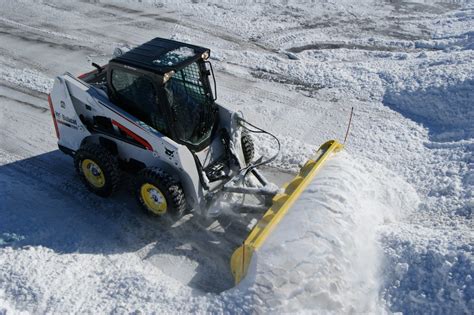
[50,76,91,151]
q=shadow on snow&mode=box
[383,78,474,142]
[0,150,250,293]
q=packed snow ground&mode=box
[0,0,473,313]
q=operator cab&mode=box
[107,38,218,151]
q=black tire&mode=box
[74,143,120,197]
[241,132,255,164]
[135,167,186,219]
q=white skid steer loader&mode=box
[48,37,343,284]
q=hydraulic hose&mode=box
[236,117,281,177]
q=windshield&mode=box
[165,61,216,147]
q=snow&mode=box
[241,153,419,313]
[1,0,473,313]
[153,46,196,66]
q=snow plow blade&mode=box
[230,140,344,284]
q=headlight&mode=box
[163,70,175,83]
[201,51,209,60]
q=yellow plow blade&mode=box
[230,140,344,284]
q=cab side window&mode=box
[111,69,166,133]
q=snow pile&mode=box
[240,153,419,313]
[415,31,474,51]
[0,290,27,315]
[381,226,473,314]
[253,133,317,172]
[382,57,474,141]
[153,46,195,66]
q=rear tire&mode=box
[241,132,255,164]
[74,143,120,197]
[135,168,186,219]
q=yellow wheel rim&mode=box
[140,183,167,215]
[81,159,106,188]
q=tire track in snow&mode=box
[0,17,83,42]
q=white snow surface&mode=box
[0,0,473,314]
[243,153,419,313]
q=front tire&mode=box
[74,143,120,197]
[241,132,255,164]
[135,168,186,219]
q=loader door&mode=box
[164,61,217,151]
[109,67,168,134]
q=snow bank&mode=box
[382,62,474,142]
[239,153,419,313]
[381,227,474,315]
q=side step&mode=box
[230,140,344,284]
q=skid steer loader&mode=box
[48,37,343,284]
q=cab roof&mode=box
[111,37,210,75]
